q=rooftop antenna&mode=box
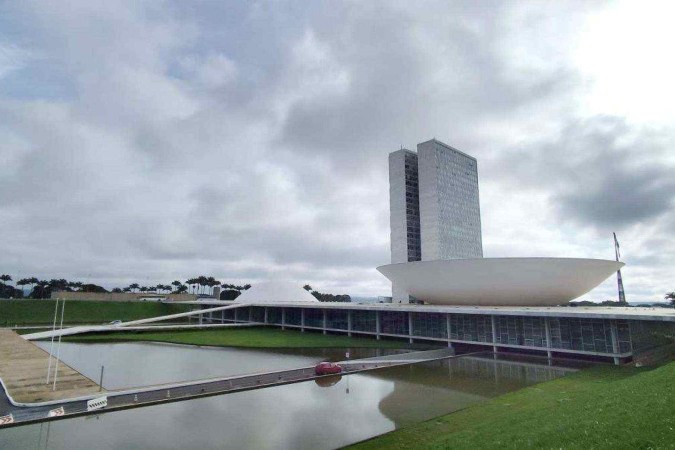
[613,232,627,304]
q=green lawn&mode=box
[349,360,675,449]
[0,299,192,326]
[63,327,420,349]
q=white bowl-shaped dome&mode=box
[377,257,624,306]
[235,281,319,303]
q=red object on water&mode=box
[314,362,342,375]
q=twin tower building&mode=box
[389,139,483,302]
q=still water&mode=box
[0,342,577,450]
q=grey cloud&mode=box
[492,116,675,230]
[0,1,672,299]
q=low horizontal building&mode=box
[196,301,675,365]
[51,291,197,302]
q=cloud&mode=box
[0,1,672,301]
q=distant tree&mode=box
[175,284,188,294]
[16,278,29,295]
[171,280,182,292]
[0,281,22,299]
[0,274,11,285]
[123,287,131,293]
[140,286,148,293]
[665,292,675,307]
[220,289,241,300]
[112,288,123,293]
[243,284,251,290]
[303,284,312,291]
[80,283,108,293]
[186,278,197,294]
[310,289,351,303]
[28,277,39,294]
[129,283,140,293]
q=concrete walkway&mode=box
[0,330,103,404]
[0,347,459,426]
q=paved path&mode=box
[0,330,103,405]
[0,348,457,427]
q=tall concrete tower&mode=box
[417,139,483,260]
[388,139,483,303]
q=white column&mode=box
[544,317,552,360]
[347,310,352,337]
[301,308,305,332]
[446,314,452,348]
[408,312,413,344]
[281,308,286,330]
[264,307,268,324]
[610,320,620,365]
[491,315,497,354]
[323,309,327,335]
[376,311,381,340]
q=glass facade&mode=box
[200,305,661,362]
[629,320,675,355]
[326,309,349,330]
[235,307,250,321]
[251,307,265,323]
[389,149,421,265]
[548,318,627,354]
[352,310,377,332]
[285,308,301,326]
[449,314,493,343]
[495,316,546,347]
[304,308,323,328]
[418,139,483,260]
[404,153,421,261]
[411,312,447,339]
[267,307,282,325]
[380,311,408,335]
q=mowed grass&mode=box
[0,299,192,326]
[349,360,675,449]
[63,327,419,349]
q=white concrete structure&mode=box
[377,258,624,306]
[234,281,319,304]
[388,139,483,302]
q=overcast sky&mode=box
[1,1,673,300]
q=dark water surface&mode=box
[0,342,578,450]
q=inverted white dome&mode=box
[234,281,319,303]
[378,257,623,306]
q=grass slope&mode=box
[64,327,417,349]
[0,299,192,326]
[349,361,675,449]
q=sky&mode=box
[1,0,673,300]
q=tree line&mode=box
[303,284,351,302]
[0,274,351,302]
[0,274,251,300]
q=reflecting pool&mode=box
[0,342,579,450]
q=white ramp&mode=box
[23,303,247,340]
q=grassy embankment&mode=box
[0,299,192,326]
[63,327,419,349]
[349,360,675,449]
